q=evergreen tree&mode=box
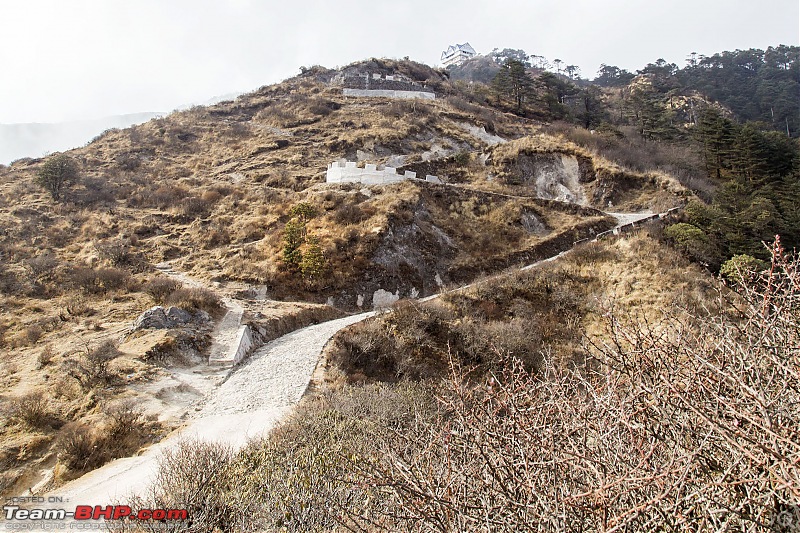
[299,236,326,283]
[536,72,577,120]
[626,82,675,140]
[695,108,735,179]
[594,64,635,87]
[492,58,535,114]
[282,218,305,267]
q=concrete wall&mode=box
[341,73,432,92]
[343,88,435,100]
[327,161,439,185]
[594,207,683,241]
[229,326,254,365]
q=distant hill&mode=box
[0,112,162,164]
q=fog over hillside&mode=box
[0,113,162,164]
[0,90,245,164]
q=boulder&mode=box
[132,306,202,331]
[165,306,192,325]
[132,306,170,331]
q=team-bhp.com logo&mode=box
[4,505,188,522]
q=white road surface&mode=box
[41,208,667,506]
[44,312,374,506]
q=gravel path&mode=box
[44,311,375,506]
[42,209,669,506]
[208,297,244,363]
[155,263,244,364]
[607,211,655,226]
[201,312,376,415]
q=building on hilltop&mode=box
[441,43,477,68]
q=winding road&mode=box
[41,209,663,507]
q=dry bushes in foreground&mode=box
[125,241,799,532]
[343,240,799,531]
[119,384,435,533]
[57,400,156,478]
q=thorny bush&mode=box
[344,238,799,531]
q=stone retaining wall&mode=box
[229,325,254,365]
[327,161,440,185]
[342,88,435,100]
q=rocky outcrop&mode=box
[132,306,209,331]
[504,153,593,205]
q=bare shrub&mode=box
[127,184,189,209]
[332,203,375,226]
[342,241,800,531]
[94,267,130,291]
[203,227,231,249]
[61,340,120,389]
[568,238,620,265]
[6,391,53,428]
[333,318,397,379]
[37,345,55,368]
[62,294,94,317]
[106,399,143,432]
[165,288,221,315]
[142,277,182,304]
[26,252,59,280]
[308,97,339,116]
[70,266,130,294]
[96,239,141,268]
[78,176,117,207]
[115,152,141,171]
[125,440,237,532]
[59,424,105,472]
[59,402,153,476]
[22,324,44,345]
[124,383,435,532]
[178,196,211,219]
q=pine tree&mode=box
[695,108,735,179]
[492,59,535,114]
[299,236,326,283]
[282,218,304,267]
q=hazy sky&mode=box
[0,0,797,123]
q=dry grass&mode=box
[0,58,696,498]
[125,237,795,531]
[488,133,688,210]
[330,231,713,380]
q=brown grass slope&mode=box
[0,58,687,497]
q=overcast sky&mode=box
[0,0,797,124]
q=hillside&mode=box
[0,113,163,165]
[0,57,688,500]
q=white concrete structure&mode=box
[327,161,439,185]
[342,88,435,100]
[228,325,254,365]
[441,42,477,67]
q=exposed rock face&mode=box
[515,153,588,205]
[132,306,205,331]
[520,210,550,235]
[372,289,400,309]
